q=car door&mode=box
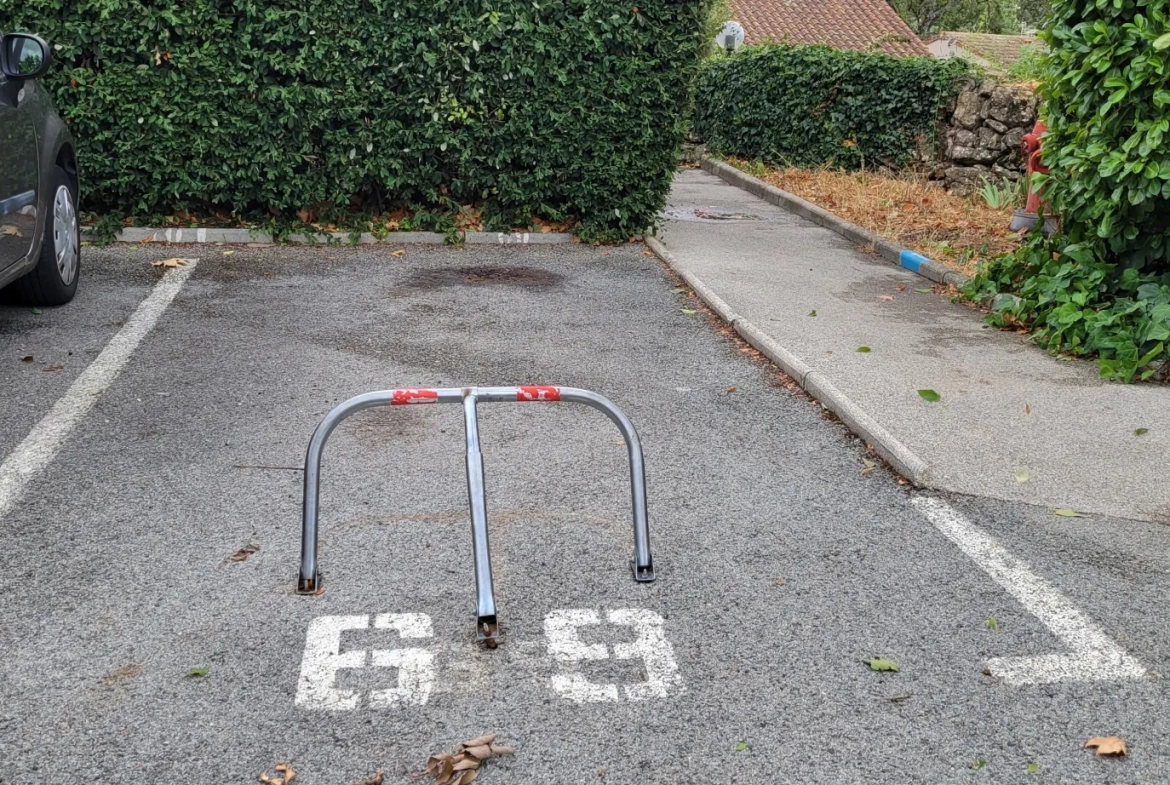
[0,38,40,271]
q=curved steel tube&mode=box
[297,386,655,599]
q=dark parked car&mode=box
[0,31,79,305]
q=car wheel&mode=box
[14,166,80,306]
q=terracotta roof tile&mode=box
[934,31,1040,65]
[730,0,931,57]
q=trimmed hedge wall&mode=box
[1,0,707,239]
[693,44,971,169]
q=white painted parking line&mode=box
[545,608,684,702]
[0,262,197,520]
[912,496,1146,685]
[295,613,435,711]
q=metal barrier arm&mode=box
[474,386,654,582]
[297,385,655,640]
[298,388,465,594]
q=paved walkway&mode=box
[655,168,1169,522]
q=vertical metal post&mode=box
[462,390,499,645]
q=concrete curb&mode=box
[645,235,933,487]
[81,226,577,246]
[700,158,971,290]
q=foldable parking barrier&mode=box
[296,386,654,645]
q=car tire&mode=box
[13,166,80,306]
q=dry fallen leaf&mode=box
[861,458,876,477]
[1,225,22,237]
[1024,403,1031,414]
[879,295,895,302]
[153,257,191,268]
[391,249,407,258]
[20,355,33,363]
[727,386,737,393]
[228,543,260,562]
[223,249,235,256]
[258,761,297,785]
[43,365,63,372]
[1085,736,1127,757]
[897,284,906,291]
[421,735,512,784]
[355,771,383,785]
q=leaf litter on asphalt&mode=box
[1015,468,1030,484]
[153,257,191,268]
[1055,508,1087,518]
[680,309,697,314]
[187,666,209,677]
[258,762,296,785]
[735,742,749,752]
[917,389,941,403]
[865,657,899,672]
[354,771,383,785]
[1084,736,1127,757]
[421,733,515,785]
[228,543,260,562]
[1135,428,1148,436]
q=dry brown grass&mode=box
[728,158,1021,276]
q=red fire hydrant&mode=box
[1011,121,1058,235]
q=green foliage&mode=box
[1006,43,1048,81]
[967,0,1170,382]
[692,44,971,170]
[1017,0,1052,30]
[1039,0,1170,274]
[965,230,1170,381]
[1,0,708,241]
[891,0,1022,36]
[977,177,1016,209]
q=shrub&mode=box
[692,44,971,170]
[966,0,1170,381]
[1,0,708,241]
[1039,0,1170,273]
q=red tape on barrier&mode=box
[391,389,438,405]
[517,386,561,402]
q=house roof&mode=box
[730,0,931,57]
[932,31,1040,65]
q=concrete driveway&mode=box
[1,244,1167,783]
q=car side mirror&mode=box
[1,33,51,80]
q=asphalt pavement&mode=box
[1,243,1168,784]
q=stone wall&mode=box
[937,80,1040,193]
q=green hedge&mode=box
[692,44,970,169]
[966,0,1170,382]
[1,0,707,240]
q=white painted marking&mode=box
[0,262,196,520]
[369,613,436,707]
[295,615,369,711]
[912,496,1146,685]
[609,608,684,700]
[295,613,435,710]
[544,608,683,702]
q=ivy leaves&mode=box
[966,1,1170,383]
[7,0,708,243]
[693,43,970,172]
